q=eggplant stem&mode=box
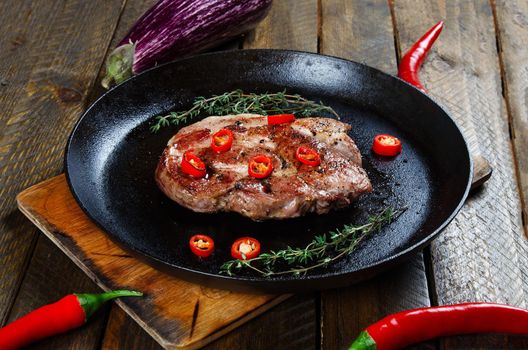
[102,43,136,89]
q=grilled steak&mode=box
[155,114,372,220]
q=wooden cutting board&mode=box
[16,175,290,350]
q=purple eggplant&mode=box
[102,0,272,88]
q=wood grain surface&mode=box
[393,0,528,307]
[393,0,528,348]
[3,0,528,349]
[319,1,432,349]
[0,0,125,328]
[244,0,318,51]
[17,175,290,350]
[102,304,163,350]
[204,294,316,350]
[494,0,528,235]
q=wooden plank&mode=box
[102,305,163,350]
[16,175,291,350]
[103,294,316,350]
[6,238,108,350]
[392,0,528,348]
[319,0,397,75]
[243,0,318,51]
[0,0,126,326]
[321,256,434,350]
[318,1,432,349]
[393,0,528,307]
[199,2,319,349]
[4,0,127,347]
[87,1,163,348]
[494,0,528,235]
[204,294,316,350]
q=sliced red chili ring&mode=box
[267,114,295,125]
[211,128,234,153]
[296,146,321,167]
[181,151,207,178]
[248,155,273,179]
[372,134,402,157]
[189,234,215,258]
[231,237,261,260]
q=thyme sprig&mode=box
[150,90,338,132]
[220,207,403,277]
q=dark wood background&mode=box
[1,0,527,349]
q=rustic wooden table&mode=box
[1,0,528,349]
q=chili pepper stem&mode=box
[75,290,143,319]
[348,331,376,350]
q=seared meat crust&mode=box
[156,114,372,220]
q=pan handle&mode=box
[470,155,492,192]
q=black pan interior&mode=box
[65,50,471,292]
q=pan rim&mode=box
[64,49,473,290]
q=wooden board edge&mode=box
[16,177,291,349]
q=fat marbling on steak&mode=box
[155,114,372,220]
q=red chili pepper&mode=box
[211,128,234,153]
[189,234,215,258]
[398,21,444,92]
[372,134,402,157]
[348,302,528,350]
[296,146,321,167]
[181,150,207,178]
[231,237,261,260]
[0,290,142,350]
[267,114,295,125]
[248,155,273,179]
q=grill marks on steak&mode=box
[155,114,372,220]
